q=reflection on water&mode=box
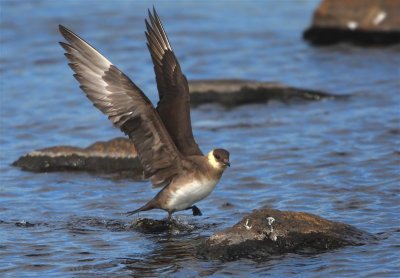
[1,0,400,276]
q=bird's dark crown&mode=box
[213,148,230,167]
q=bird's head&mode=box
[208,148,230,170]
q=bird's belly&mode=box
[165,179,218,211]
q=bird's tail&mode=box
[125,201,155,216]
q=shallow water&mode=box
[1,0,400,277]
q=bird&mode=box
[59,8,230,219]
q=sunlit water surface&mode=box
[1,0,399,277]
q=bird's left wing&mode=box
[145,8,203,156]
[59,25,182,187]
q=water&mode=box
[1,0,399,277]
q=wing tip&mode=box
[152,6,157,17]
[58,24,77,44]
[148,6,158,17]
[58,24,70,37]
[59,41,70,50]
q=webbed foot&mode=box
[192,206,202,216]
[185,205,202,216]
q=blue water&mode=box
[1,0,400,277]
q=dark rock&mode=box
[304,0,400,46]
[15,220,36,228]
[129,218,215,235]
[67,216,131,233]
[189,79,339,107]
[12,138,143,178]
[220,202,234,209]
[198,208,374,260]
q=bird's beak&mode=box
[223,159,230,167]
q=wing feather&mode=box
[59,25,181,187]
[145,8,203,156]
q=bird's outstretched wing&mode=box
[145,8,203,156]
[59,25,181,187]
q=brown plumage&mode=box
[59,8,230,219]
[145,9,202,157]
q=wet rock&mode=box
[198,208,374,260]
[131,218,200,235]
[189,79,339,107]
[12,138,143,178]
[67,216,132,233]
[220,202,234,209]
[15,220,36,228]
[304,0,400,46]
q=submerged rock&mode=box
[12,137,143,178]
[198,208,374,260]
[304,0,400,46]
[189,79,338,107]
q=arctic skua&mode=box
[59,8,230,219]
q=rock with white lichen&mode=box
[197,208,375,260]
[304,0,400,45]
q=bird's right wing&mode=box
[59,25,181,187]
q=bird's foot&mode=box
[191,205,202,216]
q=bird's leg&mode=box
[185,205,202,216]
[167,211,173,221]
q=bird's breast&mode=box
[164,177,219,211]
